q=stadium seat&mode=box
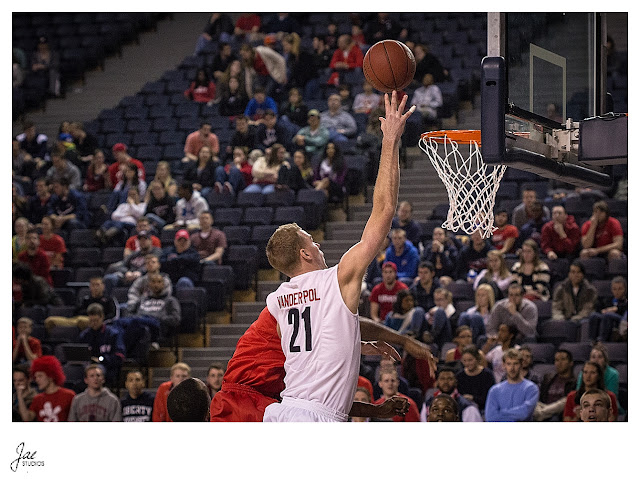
[17,305,47,326]
[225,245,259,290]
[444,281,474,302]
[68,248,102,269]
[223,225,251,245]
[206,191,236,209]
[200,264,234,311]
[235,191,265,208]
[602,343,627,364]
[74,267,105,282]
[242,206,274,226]
[213,207,243,227]
[264,188,296,207]
[47,305,75,318]
[273,206,304,227]
[580,258,607,280]
[558,342,592,363]
[533,299,552,323]
[523,343,556,364]
[50,268,74,288]
[607,258,627,277]
[53,288,77,306]
[537,320,579,346]
[295,189,327,231]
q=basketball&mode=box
[363,40,416,93]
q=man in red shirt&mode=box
[108,143,145,187]
[210,308,434,422]
[18,228,52,285]
[491,209,519,255]
[123,217,162,258]
[182,122,220,163]
[580,200,624,261]
[152,362,191,422]
[541,205,581,260]
[373,367,421,422]
[328,34,364,86]
[12,317,43,363]
[369,261,408,323]
[39,215,67,268]
[17,355,75,422]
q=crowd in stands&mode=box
[13,12,627,422]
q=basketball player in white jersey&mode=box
[263,91,432,422]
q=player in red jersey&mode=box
[210,309,435,421]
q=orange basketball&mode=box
[363,40,416,93]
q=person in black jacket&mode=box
[145,181,176,230]
[160,230,201,290]
[182,145,220,198]
[218,76,249,117]
[12,262,61,309]
[588,276,628,342]
[533,349,576,421]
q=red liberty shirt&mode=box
[369,280,409,321]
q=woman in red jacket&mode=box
[184,68,216,104]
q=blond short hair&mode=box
[266,223,305,276]
[170,362,191,377]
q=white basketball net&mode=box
[419,132,506,238]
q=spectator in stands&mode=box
[167,183,209,231]
[320,93,358,142]
[458,283,495,344]
[485,348,539,421]
[455,230,493,282]
[512,186,551,229]
[519,345,541,386]
[234,13,261,41]
[541,204,581,260]
[444,325,474,363]
[511,239,551,301]
[13,183,28,224]
[322,22,338,50]
[373,368,420,422]
[108,143,145,188]
[413,44,448,84]
[184,68,216,105]
[423,287,458,348]
[39,215,66,269]
[473,251,514,299]
[491,209,519,255]
[456,344,494,413]
[83,149,111,192]
[152,161,178,198]
[97,187,147,246]
[385,228,420,284]
[312,141,348,201]
[191,210,227,264]
[580,200,624,261]
[195,13,234,56]
[255,110,289,151]
[127,254,172,314]
[160,229,201,289]
[218,76,249,118]
[68,364,121,422]
[121,369,155,422]
[144,181,177,231]
[288,149,314,188]
[533,349,576,421]
[410,261,440,312]
[293,109,330,161]
[12,366,35,421]
[576,343,620,401]
[30,36,61,97]
[12,317,42,364]
[12,263,60,309]
[589,276,627,342]
[209,41,236,82]
[482,321,521,384]
[12,217,30,261]
[411,73,443,126]
[206,363,225,398]
[564,361,618,422]
[244,143,288,194]
[152,362,191,422]
[263,13,298,37]
[486,282,537,344]
[422,366,482,422]
[244,86,279,122]
[363,13,403,44]
[123,217,160,257]
[369,261,408,323]
[228,115,257,158]
[221,58,252,98]
[517,201,549,247]
[130,272,181,344]
[78,303,125,386]
[13,138,32,181]
[282,33,315,92]
[310,36,332,83]
[103,230,162,295]
[183,146,218,198]
[17,355,74,422]
[46,146,81,191]
[16,120,49,168]
[220,146,252,193]
[353,80,382,114]
[68,121,98,170]
[426,394,459,422]
[183,122,220,164]
[391,200,422,249]
[350,386,373,422]
[327,34,364,87]
[27,178,51,225]
[108,161,147,213]
[579,389,614,422]
[551,259,597,324]
[383,289,426,337]
[18,228,52,285]
[279,87,309,135]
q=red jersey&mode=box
[374,392,421,422]
[151,381,173,422]
[39,234,67,267]
[13,336,43,361]
[581,217,624,248]
[125,234,162,252]
[18,249,52,286]
[236,14,260,32]
[108,158,145,187]
[491,224,519,251]
[369,280,409,321]
[29,387,76,422]
[223,307,285,400]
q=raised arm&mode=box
[338,92,415,312]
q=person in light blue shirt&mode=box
[485,347,539,421]
[244,87,278,121]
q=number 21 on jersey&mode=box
[288,307,312,352]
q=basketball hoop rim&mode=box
[421,129,481,145]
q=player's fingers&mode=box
[390,90,397,110]
[384,93,390,112]
[398,94,408,113]
[402,105,417,120]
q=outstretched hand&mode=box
[361,341,402,362]
[379,90,416,143]
[403,337,438,378]
[376,396,411,418]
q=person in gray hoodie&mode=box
[131,272,181,342]
[127,254,172,313]
[68,364,121,421]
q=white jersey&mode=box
[265,265,360,417]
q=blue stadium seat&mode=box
[127,119,152,133]
[223,225,251,245]
[136,145,163,162]
[225,245,259,290]
[273,205,304,227]
[242,206,274,226]
[295,189,327,231]
[558,342,592,363]
[105,132,131,148]
[207,191,236,209]
[150,105,175,120]
[213,207,243,227]
[131,131,159,147]
[264,189,295,207]
[123,105,149,120]
[235,191,265,208]
[68,248,102,269]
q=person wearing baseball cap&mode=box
[108,142,145,187]
[159,227,201,289]
[292,108,329,158]
[369,260,408,323]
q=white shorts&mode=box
[263,397,348,422]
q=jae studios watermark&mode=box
[10,442,45,472]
